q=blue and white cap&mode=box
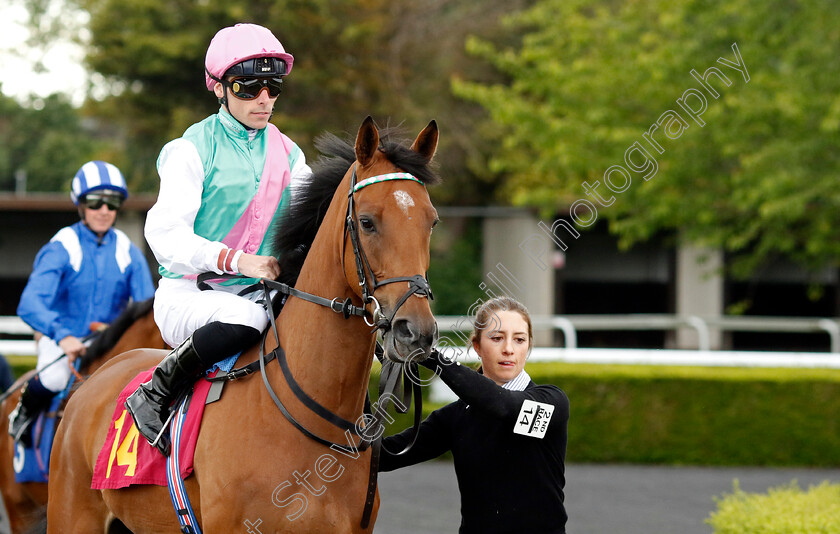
[70,161,129,205]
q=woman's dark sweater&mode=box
[379,358,569,534]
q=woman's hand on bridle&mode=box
[237,253,281,280]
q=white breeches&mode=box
[153,277,271,348]
[36,337,75,392]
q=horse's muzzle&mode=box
[384,317,436,363]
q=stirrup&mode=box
[8,405,20,428]
[9,408,36,446]
[150,407,178,455]
[8,408,24,438]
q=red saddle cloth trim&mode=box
[91,368,213,490]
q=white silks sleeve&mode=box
[144,138,227,276]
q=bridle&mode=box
[344,165,435,330]
[251,164,435,328]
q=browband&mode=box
[351,172,423,194]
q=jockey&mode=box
[126,23,311,456]
[11,161,156,446]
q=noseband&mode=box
[345,165,434,331]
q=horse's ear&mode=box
[355,116,380,167]
[411,120,438,162]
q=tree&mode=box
[17,0,534,205]
[453,0,840,277]
[11,0,545,316]
[0,92,96,192]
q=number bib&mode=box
[513,399,554,439]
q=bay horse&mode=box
[47,116,440,533]
[0,298,165,533]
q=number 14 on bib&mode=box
[513,399,554,439]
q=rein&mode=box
[0,331,100,404]
[255,283,424,529]
[259,281,367,450]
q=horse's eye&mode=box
[359,217,376,232]
[432,218,440,230]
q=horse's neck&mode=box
[274,231,374,424]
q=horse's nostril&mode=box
[393,318,417,344]
[391,319,436,357]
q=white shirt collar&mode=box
[502,369,531,392]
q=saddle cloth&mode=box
[90,368,215,490]
[13,394,63,483]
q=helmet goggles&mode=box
[224,76,284,100]
[204,24,295,92]
[83,192,124,211]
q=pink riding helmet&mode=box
[204,23,295,91]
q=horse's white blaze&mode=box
[393,190,415,214]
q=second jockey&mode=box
[11,161,155,446]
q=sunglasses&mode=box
[225,77,284,100]
[84,194,123,211]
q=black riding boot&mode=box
[125,336,205,456]
[9,379,56,447]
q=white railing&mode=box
[0,316,35,356]
[3,314,840,358]
[436,314,840,353]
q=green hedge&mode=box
[373,362,840,466]
[530,362,840,466]
[707,480,840,533]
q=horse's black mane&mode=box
[78,297,155,370]
[271,128,440,287]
